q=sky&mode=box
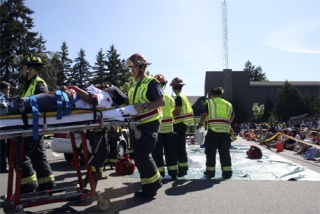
[25,0,320,96]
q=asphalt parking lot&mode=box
[0,137,320,214]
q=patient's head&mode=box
[105,86,128,106]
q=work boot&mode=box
[178,170,187,177]
[203,171,215,178]
[134,177,163,199]
[38,181,56,192]
[21,182,38,194]
[222,172,232,179]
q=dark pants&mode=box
[0,139,8,171]
[204,129,232,177]
[153,132,178,177]
[21,136,55,192]
[133,120,160,185]
[86,130,108,172]
[173,122,188,174]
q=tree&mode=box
[243,60,268,81]
[252,103,265,122]
[57,41,73,86]
[70,48,91,87]
[92,48,107,85]
[0,0,46,89]
[105,44,131,87]
[260,97,273,122]
[273,81,306,121]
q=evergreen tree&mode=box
[92,48,107,85]
[41,51,60,91]
[105,44,131,87]
[260,97,273,122]
[0,0,46,88]
[273,81,306,121]
[70,48,91,87]
[58,41,73,85]
[244,60,268,81]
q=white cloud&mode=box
[265,20,320,54]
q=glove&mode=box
[196,123,203,130]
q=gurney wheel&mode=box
[97,195,111,211]
[3,200,15,214]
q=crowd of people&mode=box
[237,120,320,161]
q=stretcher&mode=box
[0,105,139,213]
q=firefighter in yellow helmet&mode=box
[16,54,56,193]
[153,74,178,180]
[198,87,235,179]
[170,77,194,177]
[127,53,165,199]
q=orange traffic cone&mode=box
[276,142,284,152]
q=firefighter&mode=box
[152,74,178,180]
[127,53,165,199]
[170,77,194,177]
[16,54,55,193]
[197,87,235,179]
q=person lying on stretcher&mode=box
[0,83,128,116]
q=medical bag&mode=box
[115,154,136,175]
[246,145,262,159]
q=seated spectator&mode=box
[283,128,297,150]
[255,129,269,144]
[295,131,317,155]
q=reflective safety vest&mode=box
[207,97,232,133]
[173,93,194,126]
[160,93,175,133]
[128,76,162,125]
[22,75,47,97]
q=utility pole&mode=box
[221,0,228,69]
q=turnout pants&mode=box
[86,130,108,173]
[173,122,188,175]
[133,120,161,187]
[21,136,55,193]
[152,132,178,177]
[204,129,232,178]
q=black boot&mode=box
[38,181,56,192]
[134,177,163,199]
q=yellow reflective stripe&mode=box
[221,166,232,172]
[108,158,118,164]
[91,166,97,172]
[178,161,188,167]
[37,174,55,184]
[158,166,165,173]
[206,166,215,172]
[167,165,178,171]
[141,171,161,185]
[21,174,37,185]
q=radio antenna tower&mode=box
[221,0,228,69]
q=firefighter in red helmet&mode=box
[127,53,165,199]
[153,74,178,180]
[170,77,194,177]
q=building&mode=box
[190,69,320,122]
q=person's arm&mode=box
[230,111,235,123]
[197,102,209,128]
[133,79,165,111]
[134,95,165,111]
[172,96,182,117]
[62,85,94,104]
